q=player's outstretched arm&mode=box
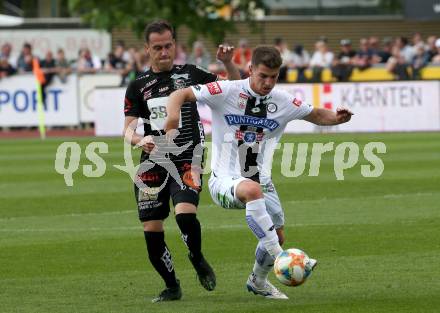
[216,45,241,80]
[164,87,197,132]
[304,107,353,126]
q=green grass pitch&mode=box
[1,132,439,313]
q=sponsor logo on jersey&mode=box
[171,73,189,80]
[171,73,189,90]
[197,121,205,146]
[235,130,264,143]
[293,98,302,107]
[267,102,278,113]
[137,172,161,183]
[138,200,162,210]
[238,93,248,109]
[136,73,150,81]
[173,79,186,90]
[143,90,152,100]
[207,82,222,95]
[251,107,261,113]
[140,79,158,92]
[159,86,169,93]
[225,114,280,131]
[138,187,160,201]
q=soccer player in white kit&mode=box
[165,46,353,299]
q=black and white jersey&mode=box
[124,64,217,165]
[191,78,313,181]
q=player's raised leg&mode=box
[235,179,283,258]
[233,179,289,299]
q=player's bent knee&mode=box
[236,180,264,203]
[175,202,197,214]
[143,220,164,232]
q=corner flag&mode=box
[32,58,46,139]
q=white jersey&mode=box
[191,78,313,181]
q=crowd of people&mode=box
[0,40,151,85]
[274,33,440,82]
[1,32,439,84]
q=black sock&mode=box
[175,213,202,262]
[144,231,179,288]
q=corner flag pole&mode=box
[32,58,46,139]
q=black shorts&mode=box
[134,162,202,222]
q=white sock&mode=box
[252,242,274,286]
[245,199,282,258]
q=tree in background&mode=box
[68,0,265,44]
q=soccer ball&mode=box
[274,248,312,286]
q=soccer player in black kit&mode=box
[123,20,240,302]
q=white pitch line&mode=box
[0,204,218,222]
[0,192,436,223]
[286,192,436,204]
[0,224,249,233]
[0,217,429,233]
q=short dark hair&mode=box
[251,45,282,69]
[144,20,175,43]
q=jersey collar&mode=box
[245,78,261,98]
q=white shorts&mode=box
[208,173,285,228]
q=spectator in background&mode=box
[290,44,310,83]
[0,56,15,78]
[1,42,15,68]
[331,39,356,81]
[377,37,393,63]
[431,39,440,64]
[353,38,373,70]
[187,41,211,70]
[310,39,333,82]
[411,32,427,53]
[16,42,33,73]
[133,50,150,73]
[105,43,129,77]
[368,36,382,64]
[274,37,293,82]
[395,36,413,63]
[232,38,252,77]
[115,40,131,63]
[411,44,429,79]
[122,50,150,85]
[77,48,102,74]
[274,37,292,65]
[426,36,438,62]
[40,50,57,85]
[55,48,71,83]
[174,43,188,65]
[386,45,410,80]
[40,50,57,104]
